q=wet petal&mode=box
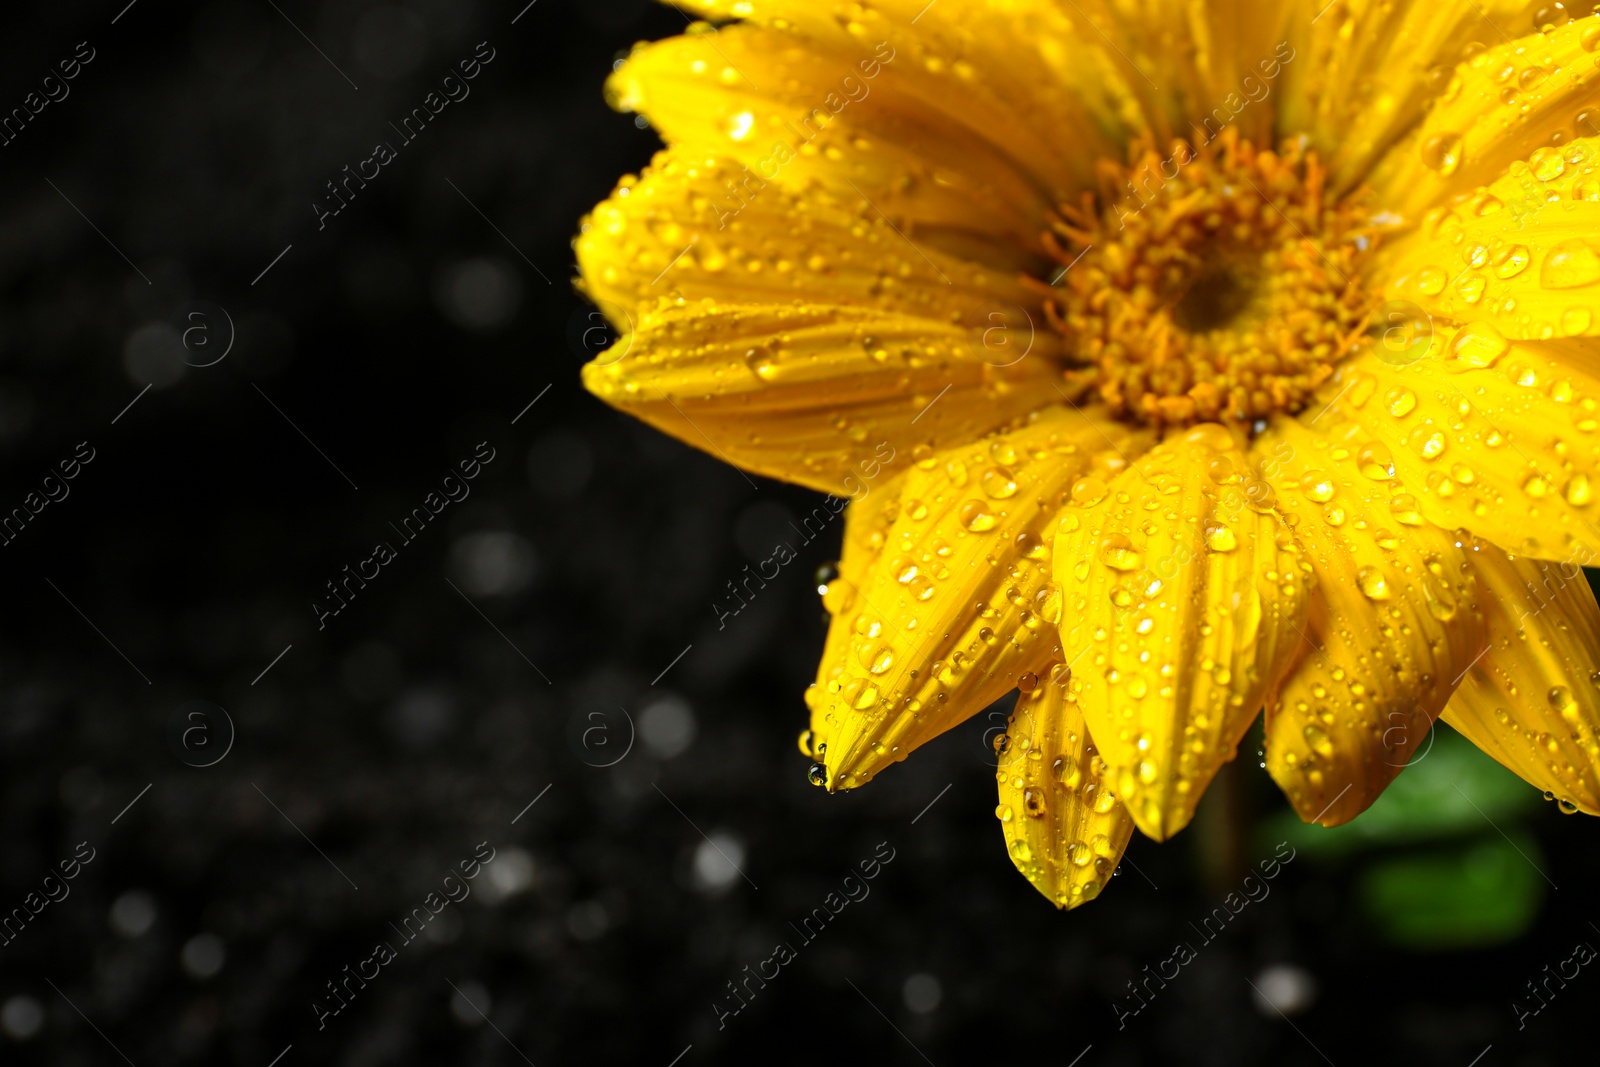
[1366,22,1600,218]
[996,669,1137,910]
[807,405,1151,789]
[576,147,1049,326]
[607,21,1069,265]
[805,473,907,754]
[1444,541,1600,815]
[1377,133,1600,341]
[1281,0,1534,194]
[581,301,1067,495]
[1313,333,1600,561]
[1053,424,1313,841]
[1254,416,1488,826]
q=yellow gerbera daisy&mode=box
[575,0,1600,910]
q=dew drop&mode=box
[1358,443,1397,480]
[1449,321,1511,368]
[1411,428,1448,459]
[1494,244,1531,278]
[1541,239,1600,289]
[861,644,894,675]
[1530,146,1567,182]
[1421,132,1464,175]
[959,499,999,532]
[1390,493,1424,524]
[980,467,1019,499]
[815,561,840,597]
[1386,388,1417,417]
[1302,471,1336,501]
[1424,576,1458,621]
[1357,565,1391,600]
[1099,534,1145,571]
[1022,788,1047,818]
[1072,476,1108,506]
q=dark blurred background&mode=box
[0,2,1595,1065]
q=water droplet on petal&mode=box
[1530,147,1567,182]
[1421,133,1463,174]
[959,500,999,532]
[1386,388,1417,417]
[980,467,1018,499]
[1449,321,1511,368]
[1302,471,1335,501]
[1099,534,1144,571]
[1358,443,1397,480]
[1541,239,1600,289]
[1072,476,1108,506]
[1357,565,1391,599]
[1549,686,1577,718]
[1494,244,1531,278]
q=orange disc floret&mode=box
[1044,130,1378,428]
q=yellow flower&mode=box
[576,0,1600,909]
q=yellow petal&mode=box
[805,474,906,765]
[575,147,1049,325]
[807,405,1152,790]
[1311,334,1600,561]
[1053,423,1313,840]
[1061,0,1294,147]
[1444,541,1600,815]
[996,669,1136,910]
[1256,416,1488,826]
[671,0,1135,196]
[1377,133,1600,340]
[819,473,904,621]
[581,301,1068,495]
[607,23,1067,265]
[1278,0,1534,194]
[679,0,1292,158]
[1365,20,1600,218]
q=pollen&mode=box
[1042,131,1377,428]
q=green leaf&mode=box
[1357,835,1546,948]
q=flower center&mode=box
[1042,132,1376,428]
